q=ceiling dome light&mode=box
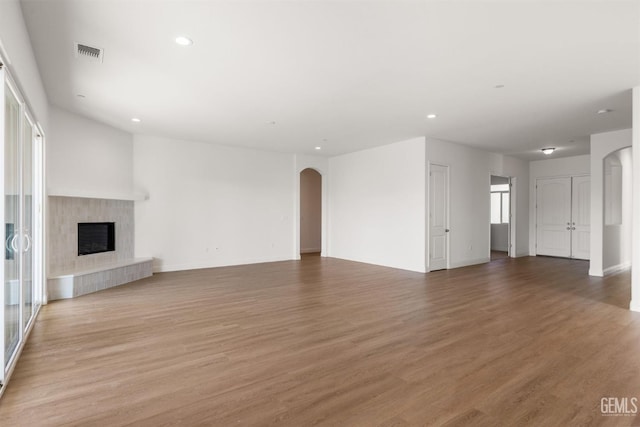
[175,36,193,46]
[315,146,321,150]
[596,108,613,114]
[427,114,437,119]
[131,117,141,123]
[541,147,555,155]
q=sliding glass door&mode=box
[1,63,44,386]
[4,78,21,368]
[22,114,36,331]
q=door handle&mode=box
[445,229,450,232]
[23,234,31,253]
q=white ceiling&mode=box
[21,0,640,160]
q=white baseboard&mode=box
[630,299,640,313]
[449,257,490,269]
[602,262,631,276]
[588,268,604,277]
[154,255,293,273]
[329,254,427,273]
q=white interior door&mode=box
[571,176,590,260]
[429,164,448,271]
[536,177,571,257]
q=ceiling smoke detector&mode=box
[74,42,104,63]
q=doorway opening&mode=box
[300,168,322,257]
[602,147,632,273]
[490,175,511,261]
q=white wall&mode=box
[48,106,133,197]
[133,135,295,272]
[631,87,640,312]
[328,138,426,272]
[529,154,590,178]
[622,148,633,272]
[590,128,632,276]
[491,224,509,251]
[0,0,48,130]
[425,139,529,268]
[426,138,490,268]
[300,169,322,253]
[529,154,590,255]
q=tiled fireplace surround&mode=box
[47,196,152,300]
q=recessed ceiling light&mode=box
[175,36,193,46]
[427,114,437,119]
[131,117,141,123]
[541,147,555,155]
[597,109,613,114]
[315,146,321,150]
[494,84,505,89]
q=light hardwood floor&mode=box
[1,255,640,426]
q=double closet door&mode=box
[536,176,590,260]
[2,66,43,384]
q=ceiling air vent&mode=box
[74,42,104,63]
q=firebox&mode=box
[78,222,115,256]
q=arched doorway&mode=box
[602,147,633,274]
[300,168,322,256]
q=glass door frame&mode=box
[23,110,43,331]
[0,57,45,390]
[0,55,5,387]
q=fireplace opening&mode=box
[78,222,115,256]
